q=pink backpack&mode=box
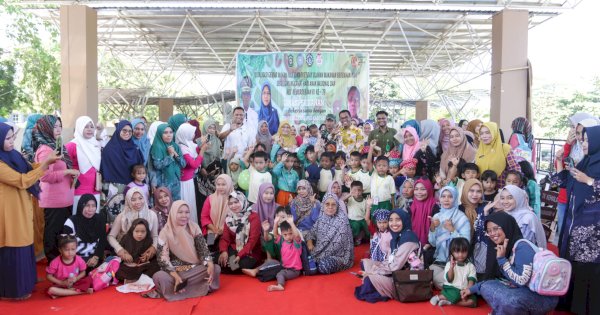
[513,239,571,296]
[89,256,121,291]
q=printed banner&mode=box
[236,52,369,132]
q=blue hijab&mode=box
[131,118,150,165]
[389,208,419,250]
[402,119,421,137]
[431,186,471,262]
[100,120,143,184]
[0,123,41,198]
[258,83,280,135]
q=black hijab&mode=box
[389,209,419,250]
[69,194,105,243]
[119,218,153,260]
[482,211,523,280]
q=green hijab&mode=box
[168,114,188,133]
[201,118,222,167]
[150,123,183,181]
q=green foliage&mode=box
[0,50,23,116]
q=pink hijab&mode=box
[410,178,437,245]
[402,126,421,161]
[438,118,455,152]
[158,200,202,264]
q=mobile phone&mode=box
[56,136,63,155]
[206,134,211,143]
[206,232,216,246]
[566,157,575,169]
[228,256,240,271]
[174,279,188,293]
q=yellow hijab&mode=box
[475,122,511,177]
[275,121,297,149]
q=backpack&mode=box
[301,242,318,276]
[512,133,533,165]
[89,256,122,291]
[513,239,571,296]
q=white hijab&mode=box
[71,116,101,173]
[147,121,164,145]
[175,123,198,158]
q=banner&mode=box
[236,52,369,133]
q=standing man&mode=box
[240,76,259,136]
[321,114,337,142]
[332,110,364,154]
[368,110,399,154]
[219,107,252,159]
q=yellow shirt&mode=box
[0,162,45,247]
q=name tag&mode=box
[410,274,419,281]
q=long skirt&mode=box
[44,206,72,262]
[570,261,600,315]
[180,179,198,224]
[32,197,45,258]
[0,246,36,298]
[479,280,558,315]
[153,264,221,302]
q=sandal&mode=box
[141,290,161,299]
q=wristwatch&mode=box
[587,178,594,186]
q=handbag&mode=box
[392,269,433,302]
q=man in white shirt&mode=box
[240,76,258,136]
[219,107,252,159]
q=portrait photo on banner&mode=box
[236,52,370,132]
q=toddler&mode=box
[46,234,93,298]
[430,237,477,307]
[368,209,391,262]
[127,164,150,203]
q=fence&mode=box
[535,138,566,175]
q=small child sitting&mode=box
[115,218,160,283]
[480,170,498,202]
[46,234,93,298]
[267,218,303,291]
[127,164,150,203]
[342,181,372,246]
[430,237,477,307]
[368,209,392,262]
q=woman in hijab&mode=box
[509,117,537,171]
[108,187,159,264]
[256,120,273,155]
[62,194,107,271]
[115,218,160,282]
[21,113,42,163]
[32,115,78,262]
[355,209,420,302]
[416,120,441,179]
[196,118,223,213]
[475,122,521,188]
[131,118,151,165]
[167,113,188,134]
[218,192,263,272]
[187,118,202,142]
[326,180,347,214]
[147,121,164,146]
[258,83,280,135]
[201,174,234,235]
[273,120,297,152]
[438,118,455,152]
[290,179,321,235]
[459,179,492,278]
[252,182,279,232]
[66,116,102,214]
[428,186,471,289]
[151,187,173,233]
[150,123,186,200]
[498,185,546,248]
[440,126,476,180]
[176,123,206,224]
[145,200,220,300]
[466,119,483,147]
[401,126,421,162]
[100,120,144,201]
[401,119,421,138]
[553,125,600,314]
[410,178,439,246]
[0,122,60,300]
[306,193,354,274]
[462,211,558,314]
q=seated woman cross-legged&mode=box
[144,201,220,300]
[218,192,264,273]
[354,209,420,302]
[462,211,558,314]
[305,193,354,275]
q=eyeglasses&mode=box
[121,129,133,134]
[485,226,503,235]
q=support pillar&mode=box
[60,5,98,141]
[159,98,174,122]
[415,100,429,121]
[490,9,529,135]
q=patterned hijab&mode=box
[159,200,203,264]
[292,180,317,225]
[0,123,41,198]
[21,113,42,162]
[308,193,354,268]
[225,191,252,252]
[475,122,511,177]
[32,115,73,168]
[440,126,476,177]
[511,117,535,149]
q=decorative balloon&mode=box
[238,169,251,191]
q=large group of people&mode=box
[0,109,597,315]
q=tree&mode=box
[0,50,22,116]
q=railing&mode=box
[535,138,566,175]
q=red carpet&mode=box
[0,244,569,315]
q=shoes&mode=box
[430,295,440,305]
